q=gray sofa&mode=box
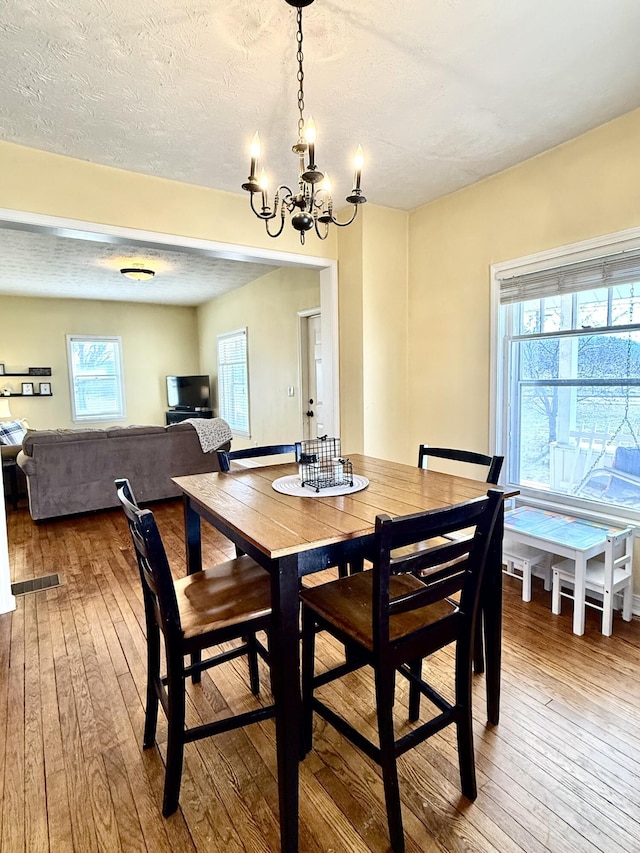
[17,423,228,521]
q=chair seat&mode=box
[502,540,552,601]
[503,540,548,568]
[552,557,629,592]
[176,555,272,639]
[300,571,456,651]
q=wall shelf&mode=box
[1,367,53,398]
[0,371,52,377]
[2,393,52,398]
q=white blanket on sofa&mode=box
[183,417,233,453]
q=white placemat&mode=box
[272,474,369,497]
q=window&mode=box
[496,246,640,519]
[67,335,126,422]
[217,328,250,437]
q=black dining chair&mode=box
[216,443,298,472]
[418,445,504,484]
[417,447,504,673]
[115,478,275,816]
[300,490,503,853]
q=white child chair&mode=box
[551,528,633,636]
[502,537,552,602]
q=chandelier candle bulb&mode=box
[305,117,316,167]
[354,145,364,191]
[249,132,261,178]
[259,169,269,209]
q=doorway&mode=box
[0,207,341,613]
[300,311,323,439]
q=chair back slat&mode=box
[372,490,503,649]
[389,568,468,616]
[418,445,504,485]
[115,478,182,639]
[217,443,298,472]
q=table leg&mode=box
[269,555,301,853]
[572,552,587,636]
[183,497,202,575]
[482,502,504,725]
[183,497,204,681]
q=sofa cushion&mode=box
[0,419,27,446]
[23,428,108,456]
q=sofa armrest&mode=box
[16,449,35,476]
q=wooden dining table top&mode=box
[173,453,509,561]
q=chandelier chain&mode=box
[296,8,305,141]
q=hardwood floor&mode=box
[2,500,640,852]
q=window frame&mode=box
[217,327,250,438]
[66,334,126,424]
[491,226,640,527]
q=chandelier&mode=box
[242,0,366,244]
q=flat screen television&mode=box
[166,375,211,410]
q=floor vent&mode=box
[11,574,62,596]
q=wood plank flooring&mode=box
[2,500,639,852]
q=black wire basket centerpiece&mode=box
[298,436,353,492]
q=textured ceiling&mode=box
[2,0,640,212]
[1,0,640,303]
[0,228,275,306]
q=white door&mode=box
[302,313,324,439]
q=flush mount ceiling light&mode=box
[242,0,366,244]
[120,265,155,282]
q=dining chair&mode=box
[418,445,504,484]
[417,446,504,671]
[216,443,298,472]
[551,527,633,636]
[502,537,552,602]
[115,478,275,816]
[300,490,503,853]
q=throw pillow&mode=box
[0,419,27,446]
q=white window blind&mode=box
[498,250,640,304]
[67,335,126,422]
[217,328,250,437]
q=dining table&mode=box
[173,453,512,853]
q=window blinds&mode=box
[498,249,640,304]
[217,328,250,436]
[67,336,125,421]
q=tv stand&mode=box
[165,409,213,425]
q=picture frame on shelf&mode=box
[39,382,51,395]
[0,363,4,375]
[22,382,34,396]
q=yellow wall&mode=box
[0,295,199,428]
[406,107,640,471]
[0,140,338,260]
[337,217,364,453]
[362,205,410,462]
[337,205,409,459]
[197,267,320,447]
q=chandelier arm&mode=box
[264,214,288,239]
[322,205,361,228]
[249,192,275,221]
[313,218,330,240]
[249,185,296,220]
